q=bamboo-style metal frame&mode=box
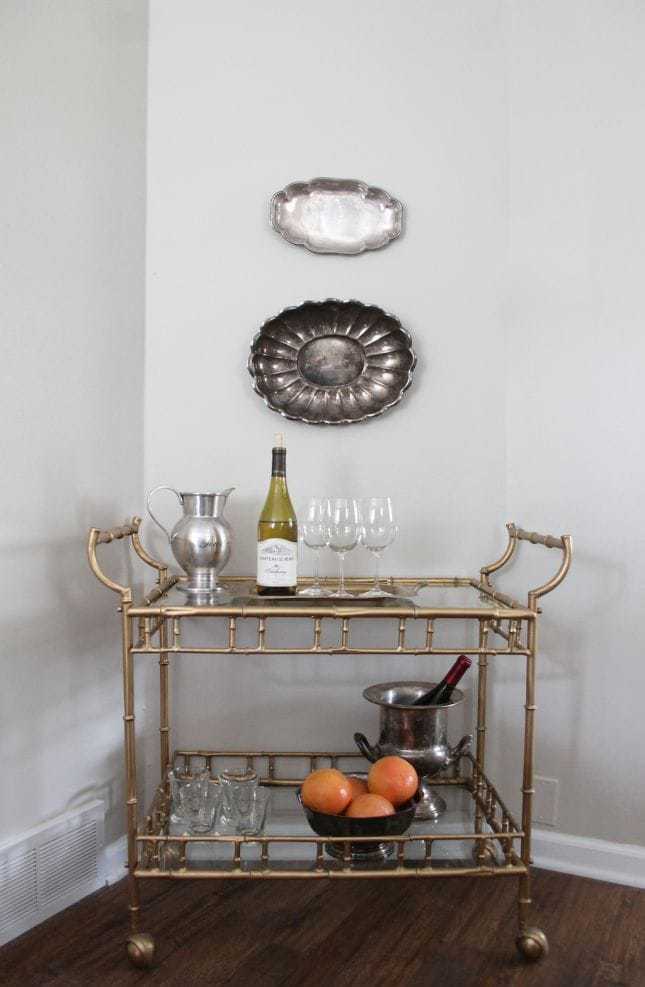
[87,518,572,968]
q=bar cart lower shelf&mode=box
[87,518,572,970]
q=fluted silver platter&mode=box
[270,178,402,255]
[248,299,416,425]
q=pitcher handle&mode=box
[354,732,381,763]
[446,734,472,767]
[146,486,182,543]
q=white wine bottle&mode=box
[257,433,298,596]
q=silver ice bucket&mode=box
[354,681,471,820]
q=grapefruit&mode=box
[301,768,352,815]
[347,776,369,801]
[367,756,418,807]
[346,793,396,818]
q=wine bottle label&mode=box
[257,538,297,587]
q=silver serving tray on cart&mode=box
[270,178,403,254]
[248,299,416,425]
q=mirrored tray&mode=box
[248,299,416,425]
[249,594,416,606]
[270,178,402,254]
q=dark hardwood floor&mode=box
[1,870,644,986]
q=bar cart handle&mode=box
[354,732,381,763]
[479,521,573,611]
[87,521,139,603]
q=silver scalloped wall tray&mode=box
[270,178,403,255]
[248,299,416,425]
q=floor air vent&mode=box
[0,800,105,946]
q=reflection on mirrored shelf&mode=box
[166,785,497,870]
[139,580,502,612]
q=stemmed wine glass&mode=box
[358,497,397,597]
[298,497,328,597]
[325,498,359,598]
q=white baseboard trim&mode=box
[532,828,645,889]
[102,836,128,887]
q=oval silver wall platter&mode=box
[248,299,416,425]
[270,178,403,255]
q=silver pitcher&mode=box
[354,681,471,820]
[146,486,235,597]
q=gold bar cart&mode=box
[87,519,572,969]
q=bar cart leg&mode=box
[516,621,548,962]
[516,874,549,961]
[159,616,171,779]
[472,620,496,865]
[121,607,155,969]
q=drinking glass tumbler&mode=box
[235,788,271,836]
[218,768,259,826]
[168,768,217,834]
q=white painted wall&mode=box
[144,0,508,759]
[488,0,645,845]
[4,0,643,862]
[144,0,645,848]
[0,1,148,844]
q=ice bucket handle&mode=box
[354,732,381,763]
[446,734,472,767]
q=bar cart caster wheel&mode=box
[471,839,497,865]
[126,933,155,969]
[516,927,549,962]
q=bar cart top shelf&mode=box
[129,578,534,618]
[88,518,572,622]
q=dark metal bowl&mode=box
[248,299,416,425]
[297,775,415,859]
